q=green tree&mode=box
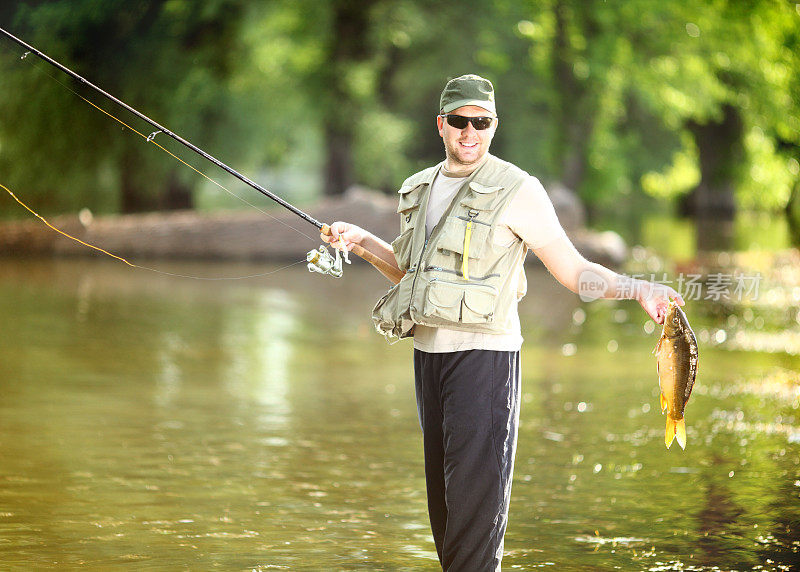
[511,0,800,233]
[0,0,246,214]
[2,0,797,233]
[633,0,799,220]
[269,0,423,196]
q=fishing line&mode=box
[0,28,327,229]
[0,180,308,281]
[0,34,322,280]
[0,38,317,243]
[78,89,316,243]
[1,28,405,284]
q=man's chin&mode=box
[452,150,484,166]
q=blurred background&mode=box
[0,2,799,570]
[0,0,798,249]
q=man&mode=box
[322,74,682,571]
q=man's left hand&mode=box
[638,282,685,324]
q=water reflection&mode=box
[221,289,295,429]
[155,331,184,407]
[0,257,798,570]
[694,459,746,567]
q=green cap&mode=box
[439,74,496,115]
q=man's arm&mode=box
[532,235,684,324]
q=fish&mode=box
[654,300,698,449]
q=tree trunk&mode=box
[161,171,194,211]
[321,0,376,196]
[323,124,355,198]
[120,148,157,213]
[552,0,594,192]
[682,104,742,220]
[786,179,800,247]
[777,138,800,247]
[681,105,743,252]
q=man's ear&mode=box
[436,114,444,136]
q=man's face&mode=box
[437,105,497,168]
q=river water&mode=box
[0,256,798,570]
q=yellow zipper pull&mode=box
[462,215,475,281]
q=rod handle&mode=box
[320,225,405,284]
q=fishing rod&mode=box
[0,26,404,284]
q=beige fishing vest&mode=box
[372,154,529,341]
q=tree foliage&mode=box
[0,0,797,221]
[0,0,247,214]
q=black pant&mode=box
[413,349,521,572]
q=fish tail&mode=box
[675,418,687,450]
[664,418,676,449]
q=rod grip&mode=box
[320,225,405,284]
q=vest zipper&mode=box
[461,210,478,282]
[408,237,428,314]
[408,164,485,317]
[455,215,490,226]
[426,266,501,281]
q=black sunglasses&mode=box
[439,114,496,130]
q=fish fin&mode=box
[675,418,687,450]
[660,393,668,413]
[653,338,662,355]
[665,418,676,449]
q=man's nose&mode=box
[462,120,477,135]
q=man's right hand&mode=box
[320,221,403,284]
[321,221,366,252]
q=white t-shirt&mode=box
[413,166,567,353]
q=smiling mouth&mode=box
[459,142,478,148]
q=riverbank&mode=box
[0,187,627,266]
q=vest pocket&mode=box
[390,228,414,272]
[397,201,421,233]
[372,272,416,341]
[461,285,497,323]
[397,183,425,228]
[436,216,490,259]
[423,280,497,324]
[424,280,463,322]
[460,182,504,212]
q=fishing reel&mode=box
[307,240,350,278]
